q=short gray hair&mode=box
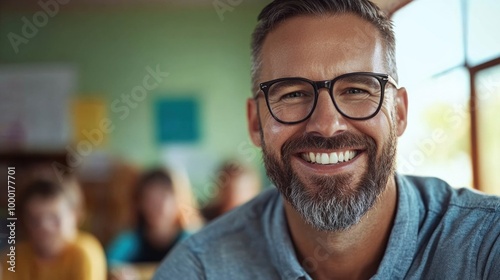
[250,0,397,94]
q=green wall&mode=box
[0,5,264,170]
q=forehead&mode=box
[260,14,386,81]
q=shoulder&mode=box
[70,231,107,280]
[399,175,500,278]
[153,188,281,279]
[107,230,141,248]
[185,188,279,252]
[69,231,106,263]
[187,188,279,249]
[106,229,143,266]
[2,241,32,277]
[74,231,105,251]
[2,240,32,264]
[399,174,500,234]
[398,174,500,213]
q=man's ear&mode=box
[394,87,408,137]
[247,98,262,147]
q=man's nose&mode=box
[305,89,348,137]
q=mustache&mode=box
[281,132,375,157]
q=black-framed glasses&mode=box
[256,72,398,124]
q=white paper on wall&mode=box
[0,64,77,151]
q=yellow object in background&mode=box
[72,98,108,148]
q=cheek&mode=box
[357,108,394,152]
[259,103,277,132]
[60,214,76,233]
[266,121,288,140]
[260,103,304,153]
[142,201,157,217]
[31,216,62,241]
[264,122,303,157]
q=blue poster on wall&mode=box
[155,98,200,143]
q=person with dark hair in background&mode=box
[106,168,190,279]
[1,179,106,280]
[201,160,261,222]
[153,0,500,279]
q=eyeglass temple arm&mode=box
[253,90,263,99]
[388,75,399,89]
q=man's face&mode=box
[247,14,408,231]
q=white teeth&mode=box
[321,153,329,164]
[329,152,338,164]
[349,151,357,160]
[309,152,316,163]
[301,150,358,165]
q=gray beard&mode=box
[261,128,397,232]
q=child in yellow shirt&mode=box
[2,179,106,280]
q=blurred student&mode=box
[106,169,191,277]
[201,160,261,222]
[2,179,106,280]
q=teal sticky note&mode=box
[155,98,200,143]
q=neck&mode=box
[284,177,398,280]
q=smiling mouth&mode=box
[299,150,359,165]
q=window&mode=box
[467,0,500,65]
[393,0,500,193]
[476,65,500,195]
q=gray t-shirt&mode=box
[153,174,500,280]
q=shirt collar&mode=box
[372,174,420,278]
[264,189,310,280]
[264,174,420,280]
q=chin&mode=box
[36,241,66,258]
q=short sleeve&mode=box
[153,242,205,280]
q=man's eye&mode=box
[282,91,306,99]
[345,88,367,94]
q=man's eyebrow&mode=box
[268,79,311,92]
[337,75,379,86]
